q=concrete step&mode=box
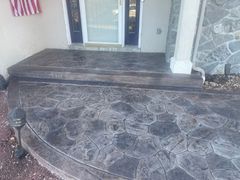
[8,49,203,91]
[8,66,203,91]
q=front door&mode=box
[82,0,122,44]
[66,0,83,43]
[67,0,141,46]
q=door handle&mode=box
[112,9,119,16]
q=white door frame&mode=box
[79,0,88,44]
[138,0,144,49]
[62,0,143,47]
[62,0,72,45]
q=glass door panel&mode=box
[84,0,119,43]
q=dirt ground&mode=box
[0,91,61,180]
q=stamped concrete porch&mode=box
[8,79,240,180]
[7,49,226,180]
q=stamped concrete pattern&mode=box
[15,49,169,73]
[19,82,240,179]
[196,0,240,74]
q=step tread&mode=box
[8,49,203,91]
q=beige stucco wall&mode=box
[0,0,68,78]
[40,0,68,49]
[140,0,171,53]
[0,1,44,77]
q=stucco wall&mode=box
[0,0,68,78]
[196,0,240,74]
[0,1,44,77]
[140,0,171,53]
[41,0,68,49]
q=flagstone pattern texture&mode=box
[165,0,181,63]
[196,0,240,74]
[16,81,240,180]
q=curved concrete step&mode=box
[8,79,240,180]
[8,79,126,180]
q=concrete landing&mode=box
[8,79,240,180]
[8,49,203,91]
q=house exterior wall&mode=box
[0,0,171,78]
[195,0,240,74]
[0,0,68,78]
[41,0,68,49]
[0,1,45,77]
[5,0,239,77]
[140,0,171,53]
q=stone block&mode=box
[228,51,240,64]
[229,41,240,53]
[205,4,228,24]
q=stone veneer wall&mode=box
[195,0,240,74]
[165,0,181,62]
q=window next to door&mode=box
[125,0,140,45]
[66,0,83,43]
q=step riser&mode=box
[10,73,203,91]
[8,49,203,91]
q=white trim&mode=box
[170,57,193,74]
[138,0,144,49]
[85,42,122,45]
[122,0,126,47]
[171,0,201,74]
[118,0,123,45]
[174,0,201,61]
[61,0,72,45]
[79,0,88,44]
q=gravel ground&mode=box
[204,74,240,93]
[0,91,61,180]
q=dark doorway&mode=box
[66,0,83,43]
[125,0,140,45]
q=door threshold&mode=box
[69,43,141,53]
[85,43,122,48]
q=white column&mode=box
[170,0,201,74]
